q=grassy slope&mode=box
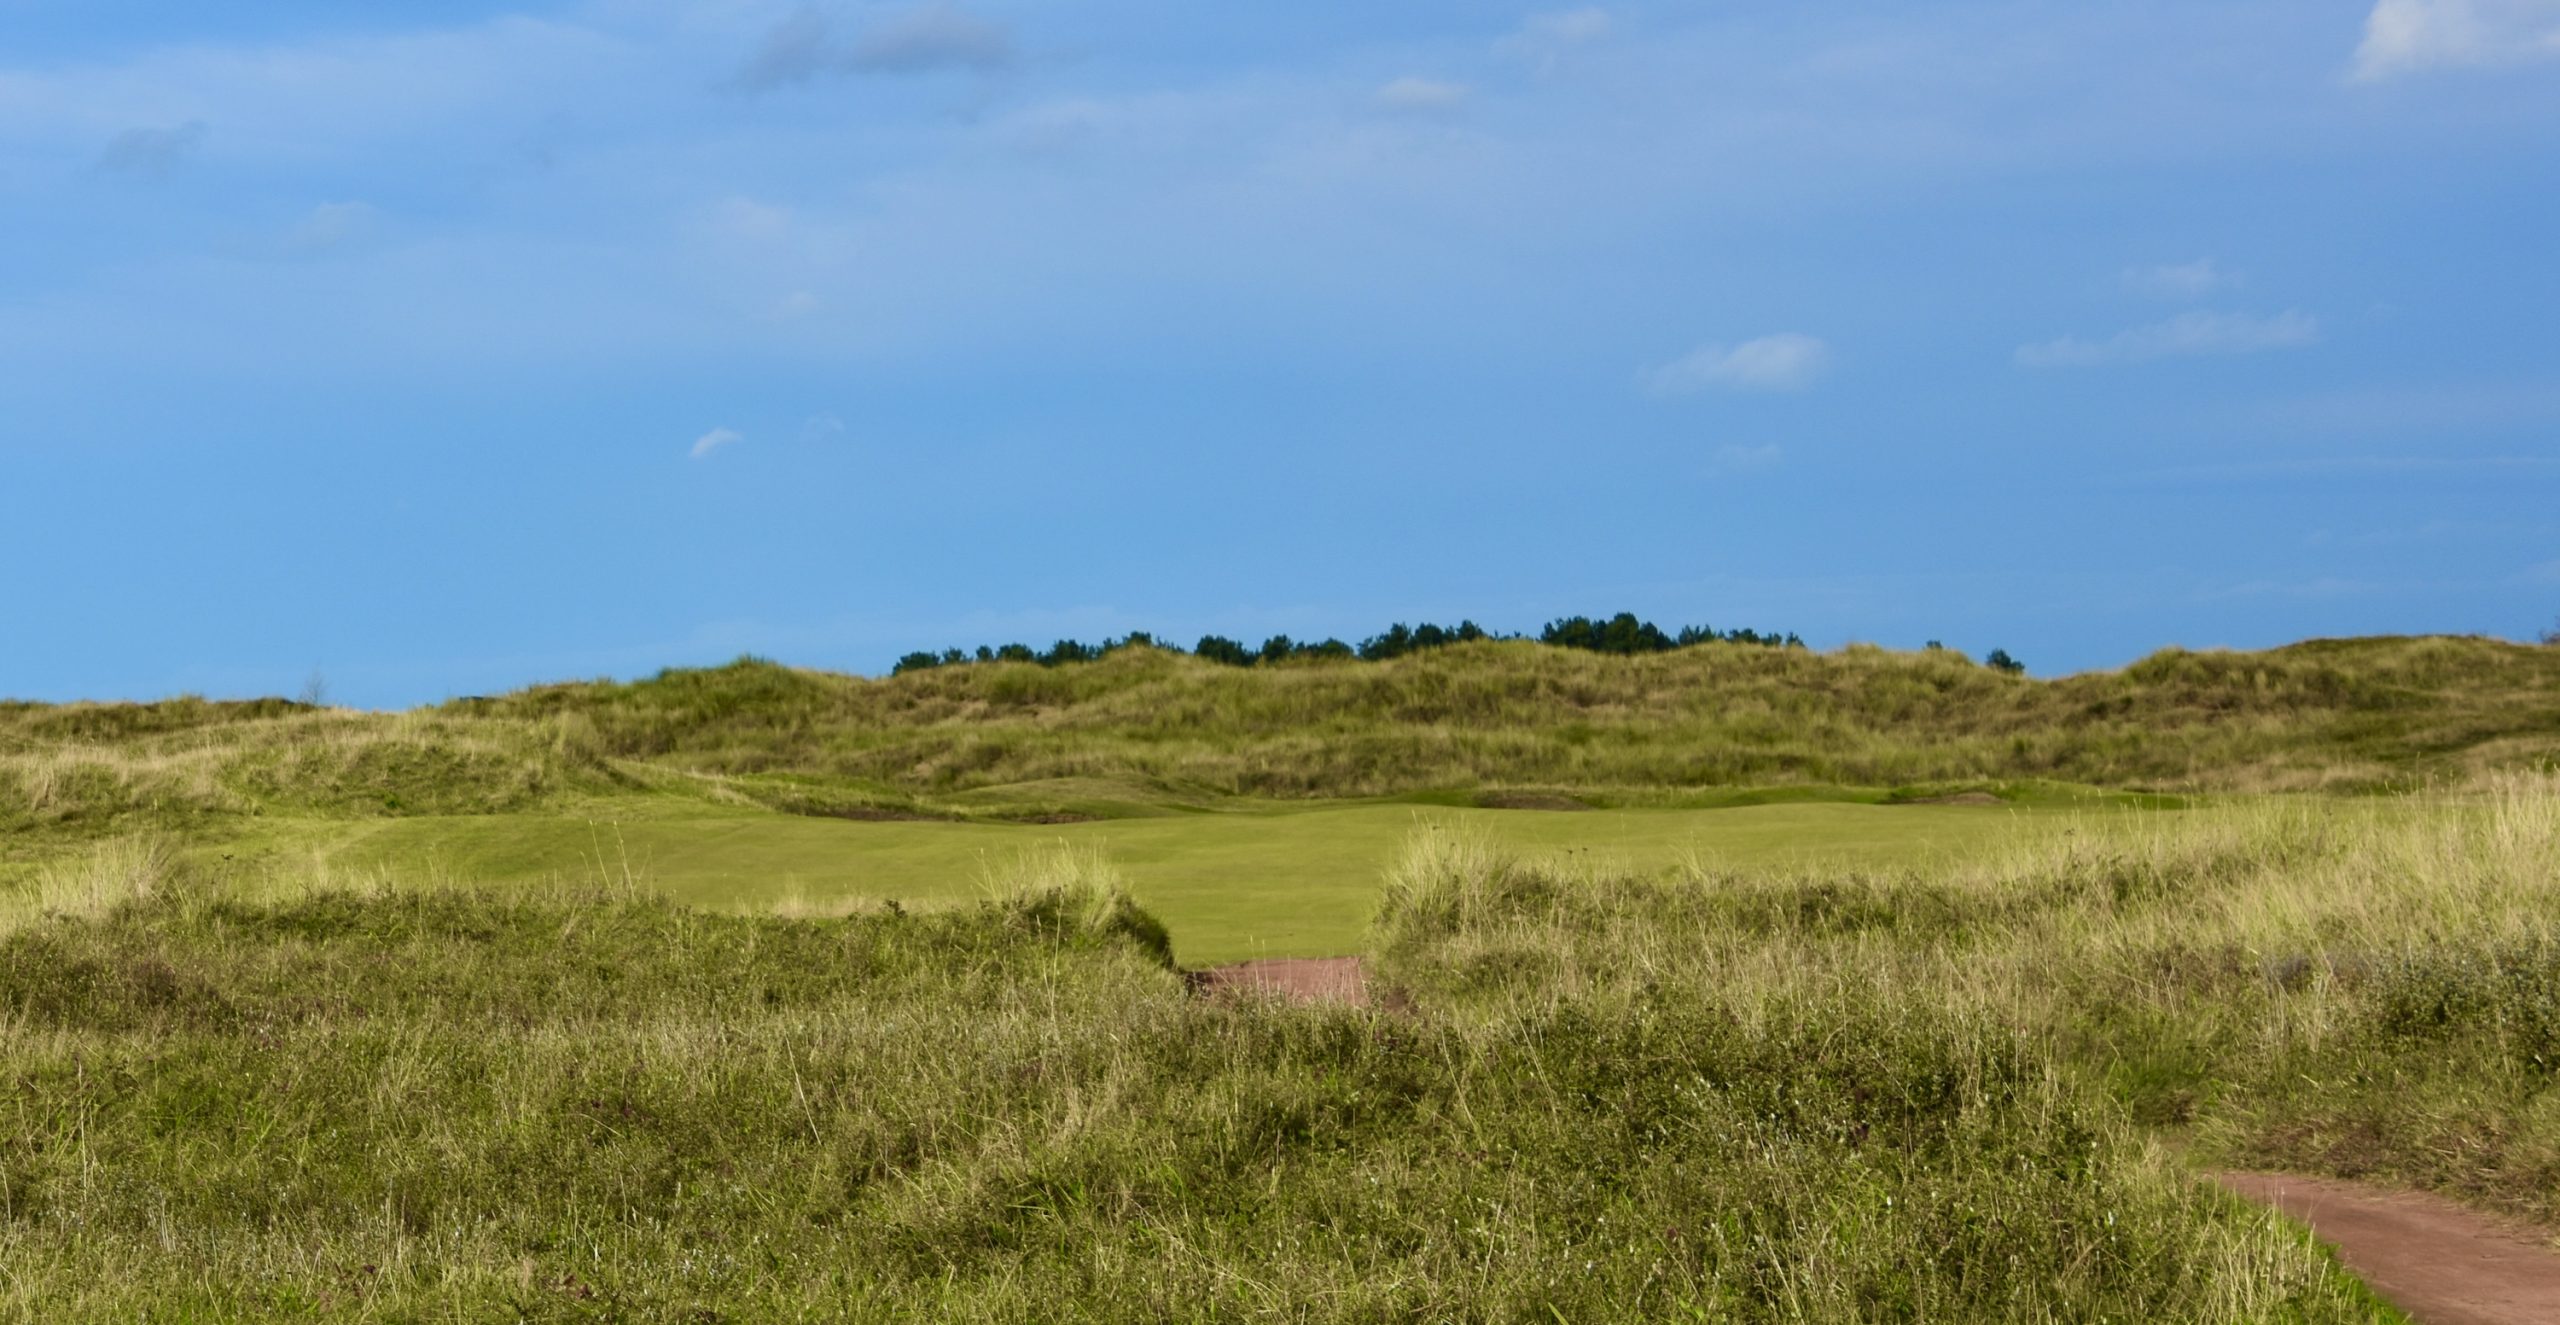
[0,849,2403,1322]
[7,634,2557,837]
[478,632,2560,798]
[8,632,2550,962]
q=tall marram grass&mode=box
[0,834,185,928]
[9,635,2560,847]
[1377,776,2560,1227]
[0,829,2413,1320]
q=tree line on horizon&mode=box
[889,612,1846,676]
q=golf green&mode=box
[297,799,2106,965]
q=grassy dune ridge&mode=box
[5,635,2557,850]
[0,811,2478,1321]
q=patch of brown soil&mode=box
[1475,791,1593,812]
[797,805,946,823]
[2217,1172,2560,1325]
[1188,957,1373,1008]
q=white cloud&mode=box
[1373,77,1470,112]
[2015,310,2320,368]
[2123,259,2235,299]
[690,427,744,459]
[2353,0,2560,79]
[283,201,375,254]
[1647,334,1832,394]
[98,121,206,175]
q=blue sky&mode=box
[4,0,2557,707]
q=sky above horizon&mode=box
[5,0,2558,707]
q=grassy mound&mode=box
[5,635,2559,854]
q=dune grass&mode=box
[0,831,2421,1322]
[6,636,2556,857]
[1376,776,2560,1230]
[0,636,2551,1316]
[5,633,2550,964]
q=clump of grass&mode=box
[1,834,187,929]
[979,839,1174,968]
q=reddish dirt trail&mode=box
[1188,956,1371,1008]
[2217,1173,2560,1325]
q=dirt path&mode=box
[1188,956,1371,1008]
[2217,1173,2560,1324]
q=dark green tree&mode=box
[1194,635,1254,667]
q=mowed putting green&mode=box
[298,800,2112,965]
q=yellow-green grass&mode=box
[2,782,2518,1318]
[280,798,2113,965]
[10,635,2560,864]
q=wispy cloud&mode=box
[283,201,376,254]
[801,413,846,441]
[1647,334,1832,394]
[98,121,206,176]
[2353,0,2560,80]
[1502,7,1614,71]
[2123,259,2236,299]
[734,2,1012,90]
[712,196,793,242]
[1518,8,1614,46]
[2016,310,2319,368]
[1373,77,1469,113]
[690,427,744,460]
[849,2,1014,74]
[2126,454,2560,483]
[732,8,835,90]
[2249,382,2560,434]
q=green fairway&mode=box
[299,799,2106,965]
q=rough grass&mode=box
[0,636,2550,1317]
[6,636,2559,854]
[1375,776,2560,1231]
[0,838,2407,1322]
